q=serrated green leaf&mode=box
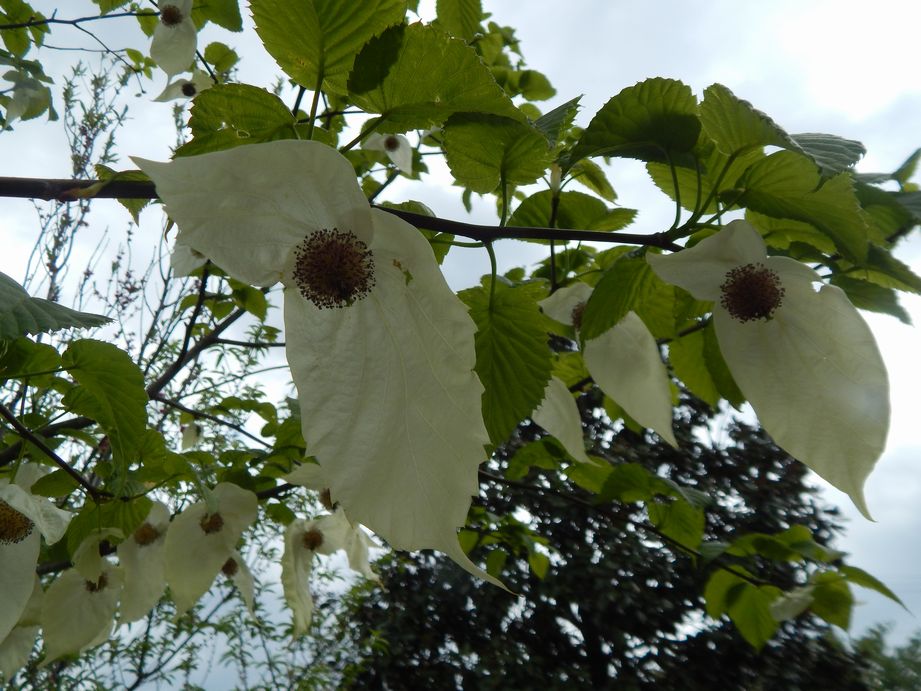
[252,0,405,94]
[349,23,524,132]
[435,0,483,41]
[0,271,109,339]
[94,164,152,223]
[175,84,310,157]
[580,255,659,341]
[62,340,148,475]
[831,275,910,324]
[745,210,836,254]
[809,571,854,629]
[568,158,616,201]
[847,244,921,294]
[443,113,551,193]
[533,96,580,147]
[734,150,869,263]
[568,78,700,168]
[648,498,704,550]
[0,337,60,380]
[203,41,239,73]
[28,468,79,498]
[699,83,797,156]
[508,190,635,238]
[460,282,553,445]
[790,133,865,176]
[728,583,782,650]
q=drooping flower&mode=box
[362,133,414,174]
[41,532,124,664]
[0,464,71,643]
[154,70,213,102]
[117,501,170,623]
[647,219,889,517]
[150,0,197,78]
[539,282,677,446]
[163,482,257,615]
[220,550,255,613]
[0,578,41,683]
[281,508,378,635]
[134,140,494,584]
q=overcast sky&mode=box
[3,0,921,648]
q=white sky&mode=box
[2,0,920,648]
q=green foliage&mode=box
[0,271,109,338]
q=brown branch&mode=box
[0,10,157,31]
[0,176,681,249]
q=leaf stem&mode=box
[306,71,323,140]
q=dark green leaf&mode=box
[648,498,704,550]
[568,159,616,201]
[790,133,865,176]
[252,0,406,94]
[0,271,109,339]
[460,282,553,445]
[508,190,635,236]
[838,565,906,609]
[443,114,551,193]
[831,276,910,324]
[533,96,580,147]
[809,571,854,629]
[435,0,483,41]
[28,468,79,498]
[668,328,720,407]
[191,0,243,31]
[580,255,662,341]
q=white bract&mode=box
[134,140,493,584]
[0,464,71,643]
[647,220,889,517]
[531,376,596,465]
[539,283,677,446]
[281,508,378,635]
[0,578,41,682]
[362,133,414,174]
[150,0,197,77]
[117,501,170,623]
[154,70,212,102]
[163,482,257,615]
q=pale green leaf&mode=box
[533,96,580,147]
[790,132,865,176]
[435,0,483,40]
[508,190,635,236]
[252,0,406,94]
[699,83,797,156]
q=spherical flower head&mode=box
[0,466,71,644]
[150,0,196,78]
[134,140,496,586]
[164,483,257,616]
[647,220,889,517]
[362,132,414,174]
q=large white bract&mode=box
[648,219,889,517]
[134,140,493,583]
[150,0,197,78]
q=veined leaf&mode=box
[191,0,243,31]
[831,275,911,324]
[790,132,865,176]
[568,78,700,168]
[252,0,406,94]
[508,190,636,237]
[349,23,522,131]
[0,272,109,339]
[580,255,661,341]
[699,83,797,156]
[443,114,552,193]
[533,96,581,147]
[435,0,483,41]
[460,281,553,445]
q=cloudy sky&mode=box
[3,0,921,646]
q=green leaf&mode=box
[349,23,523,131]
[0,337,60,381]
[728,583,782,650]
[252,0,406,94]
[191,0,243,31]
[893,147,921,185]
[848,244,921,294]
[699,83,797,156]
[894,191,921,223]
[528,550,550,579]
[0,271,109,339]
[647,498,704,550]
[533,96,580,147]
[668,328,720,407]
[176,84,309,157]
[61,340,148,475]
[809,571,854,629]
[568,78,700,168]
[460,281,553,445]
[28,468,80,498]
[568,159,616,202]
[564,461,612,494]
[443,114,552,193]
[508,190,635,236]
[838,564,906,608]
[435,0,483,41]
[733,150,869,263]
[94,164,152,224]
[745,210,836,254]
[203,41,239,73]
[580,255,658,341]
[831,275,910,324]
[506,438,564,480]
[790,133,865,176]
[485,547,508,578]
[66,496,153,557]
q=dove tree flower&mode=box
[647,219,889,517]
[117,501,170,624]
[0,578,41,683]
[154,70,213,102]
[539,282,677,446]
[150,0,197,77]
[0,464,71,644]
[134,140,494,584]
[362,133,414,174]
[281,508,378,635]
[163,482,257,615]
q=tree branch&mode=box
[0,10,158,31]
[0,176,681,249]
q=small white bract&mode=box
[134,140,494,585]
[117,501,170,624]
[150,0,197,78]
[363,132,414,174]
[647,219,889,517]
[154,70,213,102]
